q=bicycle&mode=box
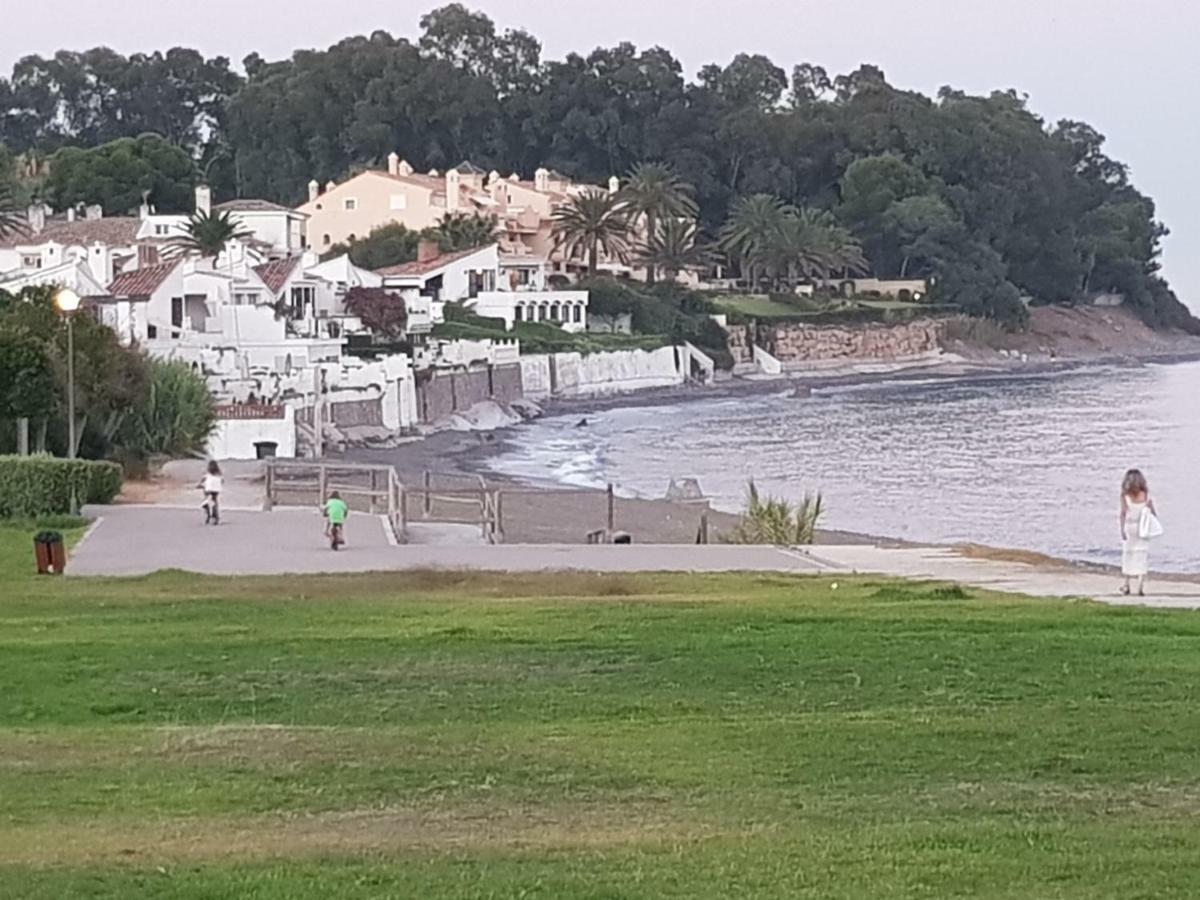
[329,522,344,550]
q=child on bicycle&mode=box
[323,491,349,544]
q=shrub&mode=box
[725,479,823,545]
[0,455,123,518]
[118,360,215,460]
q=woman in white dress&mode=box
[1119,468,1156,596]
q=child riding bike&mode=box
[323,491,349,549]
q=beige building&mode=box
[297,157,617,278]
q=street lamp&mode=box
[54,287,82,460]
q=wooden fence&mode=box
[264,460,406,541]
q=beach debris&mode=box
[792,384,813,398]
[666,478,706,503]
[576,418,589,428]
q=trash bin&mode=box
[34,530,66,575]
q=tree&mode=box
[0,182,25,239]
[327,223,420,270]
[637,218,714,282]
[551,189,632,276]
[0,325,55,422]
[429,211,498,252]
[619,162,697,283]
[118,359,215,460]
[45,134,197,214]
[719,193,791,287]
[167,208,252,259]
[344,287,408,338]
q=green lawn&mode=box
[4,524,1200,898]
[715,294,810,318]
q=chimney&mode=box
[387,152,399,176]
[445,169,460,211]
[308,180,320,203]
[195,184,212,216]
[488,169,501,187]
[534,167,549,192]
[417,239,441,263]
[428,169,439,177]
[27,203,46,234]
[398,159,413,176]
[139,191,151,221]
[66,207,76,223]
[85,204,103,220]
[325,180,336,193]
[608,175,621,195]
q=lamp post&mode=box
[54,288,83,459]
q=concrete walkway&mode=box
[69,506,1200,609]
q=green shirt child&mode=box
[324,495,349,525]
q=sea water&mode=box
[488,360,1200,572]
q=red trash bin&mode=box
[34,531,65,575]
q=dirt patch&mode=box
[0,801,721,865]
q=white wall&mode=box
[521,346,686,399]
[207,407,296,459]
[472,289,589,332]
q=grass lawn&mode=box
[3,526,1200,898]
[715,294,808,318]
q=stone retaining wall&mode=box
[732,319,943,364]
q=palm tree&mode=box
[429,211,499,252]
[637,219,715,283]
[166,208,253,259]
[551,189,632,276]
[0,184,27,240]
[619,163,698,284]
[719,193,793,289]
[762,213,829,289]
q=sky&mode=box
[3,0,1198,308]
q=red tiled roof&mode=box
[107,260,181,299]
[215,198,296,214]
[374,245,491,278]
[0,216,142,250]
[253,256,302,294]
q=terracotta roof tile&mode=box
[0,216,142,250]
[107,260,181,299]
[215,198,295,214]
[253,256,302,294]
[374,246,490,278]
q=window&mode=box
[514,305,523,322]
[573,304,582,324]
[323,234,331,246]
[343,198,358,211]
[147,324,158,339]
[290,285,316,319]
[21,255,41,269]
[154,224,169,236]
[171,297,184,332]
[389,194,407,210]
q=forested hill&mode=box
[0,4,1194,332]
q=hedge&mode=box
[0,455,123,518]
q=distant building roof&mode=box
[0,216,142,250]
[374,245,491,278]
[454,161,488,175]
[107,260,181,299]
[253,256,303,294]
[215,198,298,214]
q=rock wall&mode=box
[755,319,943,365]
[415,363,524,424]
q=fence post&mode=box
[423,470,432,517]
[264,462,274,511]
[495,491,504,543]
[698,512,709,545]
[607,483,616,533]
[369,469,378,514]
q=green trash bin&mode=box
[34,530,66,575]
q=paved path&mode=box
[69,506,1200,609]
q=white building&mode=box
[470,290,589,333]
[214,198,308,256]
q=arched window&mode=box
[514,304,524,322]
[573,304,582,323]
[550,303,561,322]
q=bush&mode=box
[119,360,216,460]
[725,479,823,545]
[0,455,123,518]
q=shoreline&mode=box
[341,346,1200,574]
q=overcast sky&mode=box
[4,0,1197,308]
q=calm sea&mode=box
[487,360,1200,573]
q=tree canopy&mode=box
[0,6,1192,330]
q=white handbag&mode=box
[1138,507,1164,540]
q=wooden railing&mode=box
[407,471,502,544]
[264,460,407,542]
